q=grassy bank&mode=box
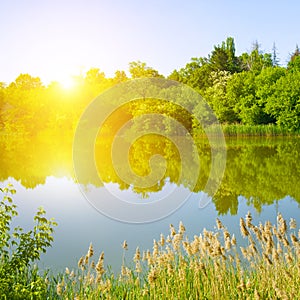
[1,187,300,299]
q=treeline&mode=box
[1,37,300,135]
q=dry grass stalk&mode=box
[57,213,300,299]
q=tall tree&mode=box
[209,37,241,73]
[272,42,280,66]
[289,44,300,63]
[287,45,300,71]
[225,37,241,73]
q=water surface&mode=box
[1,135,299,272]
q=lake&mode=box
[0,134,299,273]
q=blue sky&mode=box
[0,0,299,84]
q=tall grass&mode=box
[194,124,300,137]
[48,213,300,299]
[221,124,297,136]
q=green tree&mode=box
[209,37,241,73]
[272,42,280,66]
[203,70,239,123]
[113,70,128,84]
[240,41,272,73]
[85,68,105,85]
[226,67,285,125]
[255,66,286,124]
[0,83,5,129]
[175,57,211,92]
[288,44,300,64]
[265,71,300,130]
[84,68,112,98]
[129,61,163,78]
[226,71,256,124]
[3,74,46,135]
[9,74,43,90]
[288,56,300,72]
[167,69,181,82]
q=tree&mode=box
[203,70,239,123]
[129,61,163,78]
[113,70,128,84]
[225,37,241,73]
[272,42,280,66]
[209,37,241,73]
[3,74,47,134]
[288,45,300,71]
[85,68,106,85]
[175,57,212,92]
[240,42,272,73]
[226,71,256,124]
[255,66,286,124]
[265,71,300,131]
[9,74,43,90]
[210,46,229,71]
[0,83,6,129]
[167,69,181,82]
[289,45,300,63]
[288,56,300,72]
[84,68,111,96]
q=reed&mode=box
[194,124,300,137]
[46,213,300,299]
[221,124,299,136]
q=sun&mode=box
[58,76,76,90]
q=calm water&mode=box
[0,135,300,273]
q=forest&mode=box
[1,37,300,136]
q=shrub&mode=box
[0,184,57,299]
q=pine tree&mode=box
[272,42,280,66]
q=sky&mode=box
[1,0,299,85]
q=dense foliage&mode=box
[1,38,300,135]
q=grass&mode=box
[43,213,300,299]
[221,124,299,136]
[194,124,300,137]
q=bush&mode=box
[0,184,57,299]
